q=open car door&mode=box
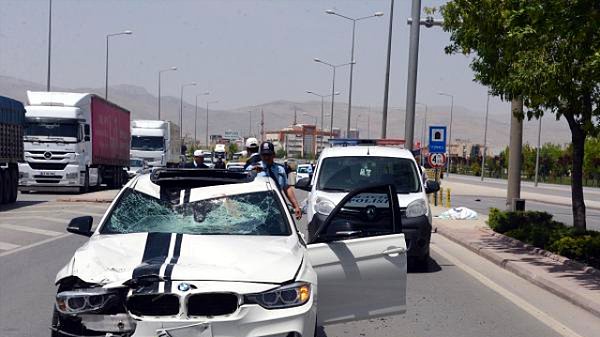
[307,184,407,326]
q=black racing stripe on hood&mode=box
[132,232,172,291]
[164,233,183,293]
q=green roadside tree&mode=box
[442,0,600,231]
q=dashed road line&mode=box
[0,223,63,237]
[0,241,21,251]
[0,233,72,257]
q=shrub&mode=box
[487,208,600,269]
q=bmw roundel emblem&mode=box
[178,282,191,292]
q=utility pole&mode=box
[404,0,422,151]
[405,3,443,150]
[381,0,394,138]
[507,98,524,210]
[293,106,297,125]
[248,111,252,137]
[46,0,52,91]
[534,115,543,187]
[481,93,490,181]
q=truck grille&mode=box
[187,293,239,316]
[28,162,68,170]
[127,294,180,316]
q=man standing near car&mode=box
[247,142,302,220]
[185,150,209,168]
[244,137,260,169]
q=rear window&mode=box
[317,156,421,194]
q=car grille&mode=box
[187,293,239,316]
[127,294,180,316]
[28,162,68,170]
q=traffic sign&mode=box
[428,153,446,168]
[429,126,447,153]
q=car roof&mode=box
[127,171,275,200]
[320,146,416,160]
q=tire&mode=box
[8,166,18,203]
[414,252,430,270]
[0,170,8,204]
[79,169,89,194]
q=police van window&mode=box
[317,156,421,193]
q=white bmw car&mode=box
[52,169,407,337]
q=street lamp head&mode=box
[123,30,133,35]
[306,90,314,94]
[325,9,335,14]
[171,66,177,70]
[334,91,341,95]
[313,58,322,63]
[374,12,384,17]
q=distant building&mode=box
[265,124,341,158]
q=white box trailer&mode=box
[130,120,181,167]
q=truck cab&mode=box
[19,91,130,193]
[130,120,181,168]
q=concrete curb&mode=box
[435,225,600,319]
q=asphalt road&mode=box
[443,175,600,231]
[446,174,600,201]
[1,191,599,337]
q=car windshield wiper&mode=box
[320,187,349,192]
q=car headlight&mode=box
[66,172,79,179]
[314,198,336,216]
[56,288,120,314]
[245,282,311,309]
[405,199,427,218]
[68,153,80,164]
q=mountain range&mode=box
[0,75,572,154]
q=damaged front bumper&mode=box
[52,281,316,337]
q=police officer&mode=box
[247,142,302,219]
[184,150,209,168]
[244,137,260,169]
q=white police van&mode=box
[296,143,439,266]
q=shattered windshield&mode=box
[101,188,291,236]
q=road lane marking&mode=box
[0,223,63,237]
[0,233,71,258]
[0,241,21,250]
[431,244,584,337]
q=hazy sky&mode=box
[0,0,507,113]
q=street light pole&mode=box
[195,92,210,146]
[179,82,197,146]
[438,92,454,176]
[416,102,428,166]
[534,115,543,187]
[105,30,132,99]
[158,67,177,119]
[306,90,341,152]
[314,58,353,139]
[325,10,384,136]
[481,93,490,181]
[46,0,52,91]
[205,100,219,147]
[405,2,443,150]
[382,0,394,138]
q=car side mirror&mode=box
[295,177,312,191]
[67,216,93,237]
[425,180,440,194]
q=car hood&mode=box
[57,233,303,286]
[315,190,424,208]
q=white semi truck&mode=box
[19,91,130,193]
[130,120,181,167]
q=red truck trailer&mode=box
[21,92,130,192]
